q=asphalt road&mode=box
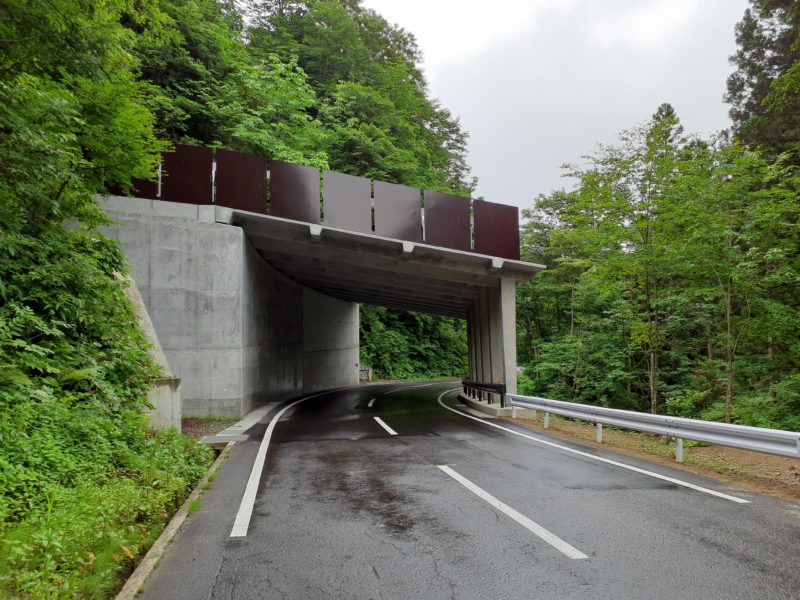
[141,382,800,600]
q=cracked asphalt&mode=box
[139,382,800,599]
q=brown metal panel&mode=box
[423,190,470,251]
[215,149,267,213]
[473,199,520,260]
[322,171,372,233]
[106,176,158,200]
[269,160,321,224]
[130,177,159,200]
[161,145,213,205]
[373,180,422,242]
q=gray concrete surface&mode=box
[100,196,359,417]
[303,288,360,393]
[136,382,800,600]
[121,273,182,429]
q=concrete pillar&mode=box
[500,277,518,394]
[488,284,504,386]
[472,279,518,395]
[466,306,476,380]
[478,288,492,386]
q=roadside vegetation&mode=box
[516,2,800,431]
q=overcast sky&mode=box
[360,0,748,211]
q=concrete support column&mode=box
[488,283,504,387]
[472,279,518,395]
[466,306,477,381]
[478,288,493,386]
[500,277,517,394]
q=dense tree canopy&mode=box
[725,0,800,159]
[518,103,800,429]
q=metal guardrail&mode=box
[507,393,800,462]
[462,379,507,407]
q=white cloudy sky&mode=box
[360,0,748,210]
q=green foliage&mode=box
[360,306,467,380]
[213,54,329,168]
[518,103,800,429]
[726,0,800,159]
[0,1,212,597]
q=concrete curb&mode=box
[458,393,512,417]
[458,393,538,419]
[116,443,234,599]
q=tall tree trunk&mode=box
[569,285,575,336]
[725,275,733,423]
[649,347,659,414]
[767,335,776,401]
[706,322,714,360]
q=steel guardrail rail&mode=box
[462,379,507,407]
[506,393,800,462]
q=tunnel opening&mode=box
[358,305,468,383]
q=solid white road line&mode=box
[368,398,376,408]
[373,416,398,436]
[437,390,750,504]
[230,392,326,538]
[437,465,588,560]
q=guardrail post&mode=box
[511,405,517,419]
[596,422,603,443]
[544,412,549,429]
[675,438,684,463]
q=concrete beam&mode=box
[261,251,483,300]
[248,233,502,288]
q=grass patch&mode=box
[0,417,213,599]
[187,498,203,515]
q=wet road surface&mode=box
[141,382,800,599]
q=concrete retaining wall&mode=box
[100,195,359,417]
[303,288,359,393]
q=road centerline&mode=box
[437,389,750,504]
[437,465,588,560]
[374,416,398,436]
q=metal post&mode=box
[596,422,603,443]
[544,412,549,428]
[675,437,684,463]
[512,406,517,419]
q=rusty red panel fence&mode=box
[108,144,522,260]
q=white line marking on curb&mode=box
[230,392,327,538]
[437,465,587,560]
[368,398,376,408]
[374,417,398,436]
[437,390,750,504]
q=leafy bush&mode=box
[0,224,213,598]
[360,305,468,380]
